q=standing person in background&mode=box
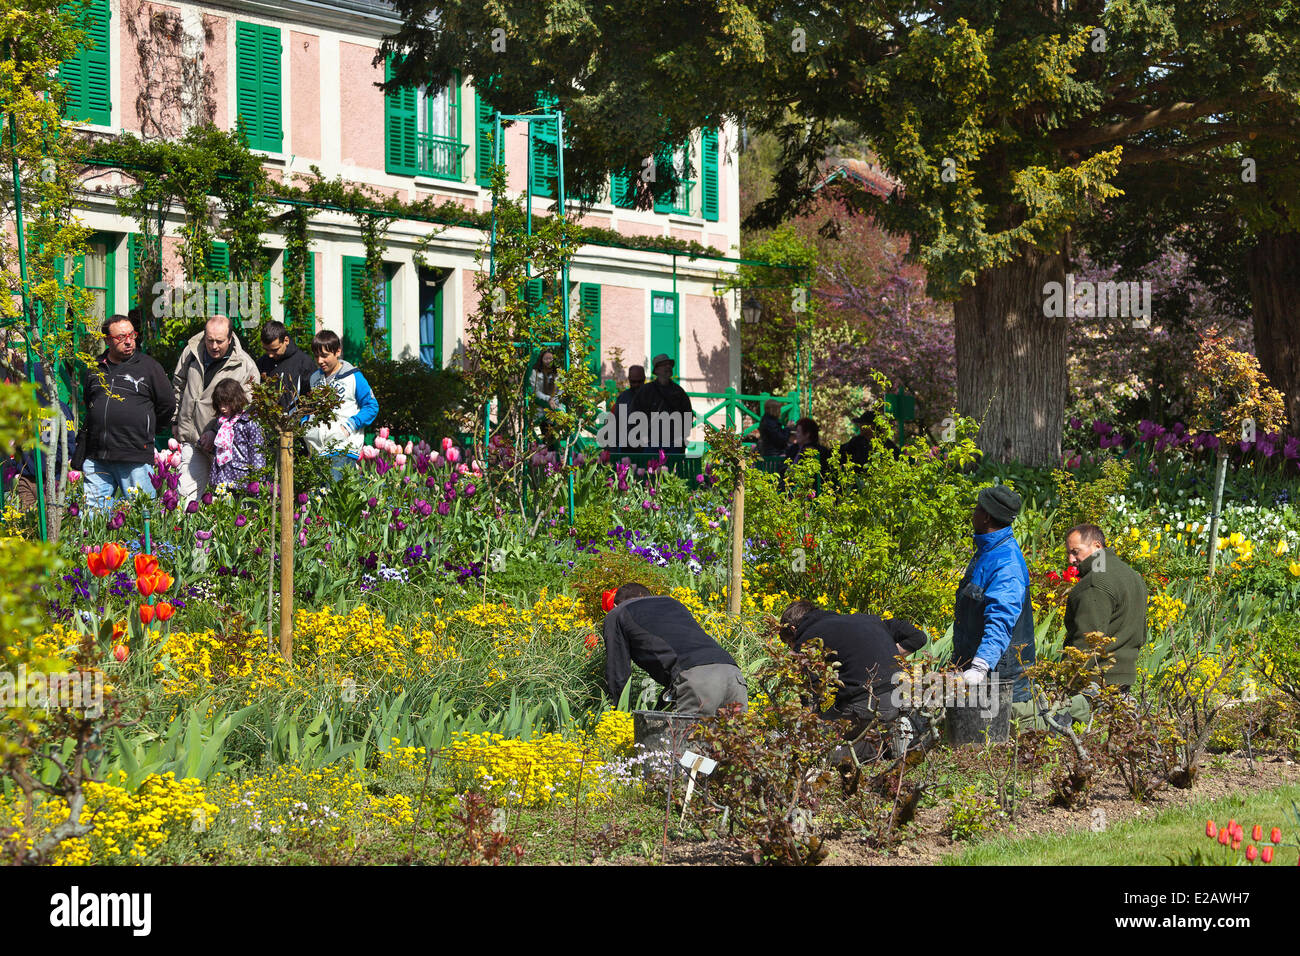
[73,315,174,511]
[756,399,789,456]
[1063,524,1148,690]
[631,354,693,455]
[257,321,315,410]
[611,364,645,456]
[951,486,1036,704]
[303,329,378,476]
[171,314,259,504]
[530,349,561,446]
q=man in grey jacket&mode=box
[171,314,260,502]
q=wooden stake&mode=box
[278,431,294,664]
[729,466,745,617]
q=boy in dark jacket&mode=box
[74,315,175,510]
[602,583,747,715]
[257,321,315,410]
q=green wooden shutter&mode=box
[700,128,719,222]
[258,26,283,153]
[207,242,230,278]
[385,56,418,176]
[235,22,261,148]
[475,90,496,187]
[530,93,558,198]
[611,171,635,208]
[127,233,141,310]
[579,283,601,378]
[304,252,316,333]
[59,0,111,126]
[521,277,545,318]
[652,147,675,214]
[342,256,368,365]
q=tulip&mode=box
[1218,828,1229,845]
[378,427,390,440]
[168,438,180,451]
[68,504,80,517]
[185,500,199,514]
[1206,820,1216,838]
[196,530,212,541]
[155,602,175,622]
[113,644,128,662]
[139,604,155,625]
[405,441,414,455]
[235,515,247,528]
[447,446,461,463]
[1253,824,1263,842]
[68,470,82,482]
[137,574,157,597]
[464,484,476,497]
[441,437,453,452]
[298,493,309,505]
[436,501,450,517]
[1271,827,1282,844]
[1262,846,1274,864]
[1232,837,1241,851]
[601,589,617,612]
[101,542,127,571]
[202,492,213,505]
[135,553,159,579]
[87,551,109,577]
[1246,845,1258,862]
[247,480,261,495]
[395,453,407,468]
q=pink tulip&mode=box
[456,463,468,475]
[430,453,443,467]
[471,461,483,476]
[441,437,453,452]
[378,427,390,440]
[447,446,461,463]
[395,453,407,468]
[68,470,81,482]
[405,441,413,455]
[168,438,180,451]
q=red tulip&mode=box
[584,632,599,650]
[1252,824,1263,842]
[1047,570,1061,583]
[1262,846,1274,864]
[111,622,126,643]
[601,589,617,613]
[1218,828,1229,845]
[134,553,159,579]
[87,551,109,577]
[1228,818,1237,831]
[1064,566,1079,581]
[113,644,128,662]
[137,573,157,598]
[154,602,175,622]
[100,542,127,571]
[139,604,155,625]
[1206,820,1216,838]
[153,571,174,594]
[1246,845,1258,862]
[1232,837,1241,851]
[1272,828,1282,844]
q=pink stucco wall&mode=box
[597,285,646,382]
[681,293,730,392]
[290,32,321,161]
[204,14,228,132]
[339,42,383,170]
[612,220,665,240]
[119,2,182,134]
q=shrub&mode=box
[359,357,470,443]
[566,547,673,622]
[945,785,1003,841]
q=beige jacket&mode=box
[170,330,260,444]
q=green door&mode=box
[342,256,392,365]
[649,291,679,374]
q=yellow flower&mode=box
[1289,561,1300,578]
[1275,539,1289,557]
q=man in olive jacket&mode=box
[171,314,260,503]
[1064,524,1148,689]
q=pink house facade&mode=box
[64,0,745,431]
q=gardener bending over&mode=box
[602,583,748,715]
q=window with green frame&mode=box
[386,59,465,180]
[59,0,111,126]
[653,141,693,216]
[342,256,393,364]
[235,21,283,153]
[206,242,272,328]
[649,291,679,373]
[529,93,559,198]
[69,233,115,329]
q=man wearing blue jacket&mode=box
[952,485,1035,703]
[303,330,378,475]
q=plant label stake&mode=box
[678,750,716,825]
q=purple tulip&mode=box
[68,504,80,517]
[617,480,628,492]
[297,492,309,505]
[599,449,610,464]
[642,500,652,510]
[437,501,450,517]
[186,501,200,514]
[1284,436,1300,460]
[196,530,213,541]
[247,480,261,495]
[1069,417,1082,430]
[235,515,247,528]
[463,483,476,497]
[108,511,125,531]
[695,474,705,484]
[367,497,378,508]
[201,492,213,506]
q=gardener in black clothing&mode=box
[602,583,748,715]
[257,321,316,410]
[778,600,928,756]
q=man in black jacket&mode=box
[602,583,747,715]
[779,600,927,728]
[630,354,693,455]
[74,315,175,511]
[257,321,315,410]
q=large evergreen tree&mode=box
[382,1,1300,464]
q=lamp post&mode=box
[742,296,762,325]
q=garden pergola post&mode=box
[278,430,294,664]
[729,464,745,617]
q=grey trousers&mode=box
[671,663,748,716]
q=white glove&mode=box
[962,659,990,685]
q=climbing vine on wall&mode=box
[278,207,313,348]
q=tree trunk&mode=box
[954,245,1067,467]
[1246,231,1300,434]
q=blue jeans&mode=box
[82,459,156,511]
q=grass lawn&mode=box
[944,784,1300,866]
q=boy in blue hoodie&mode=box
[303,330,378,475]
